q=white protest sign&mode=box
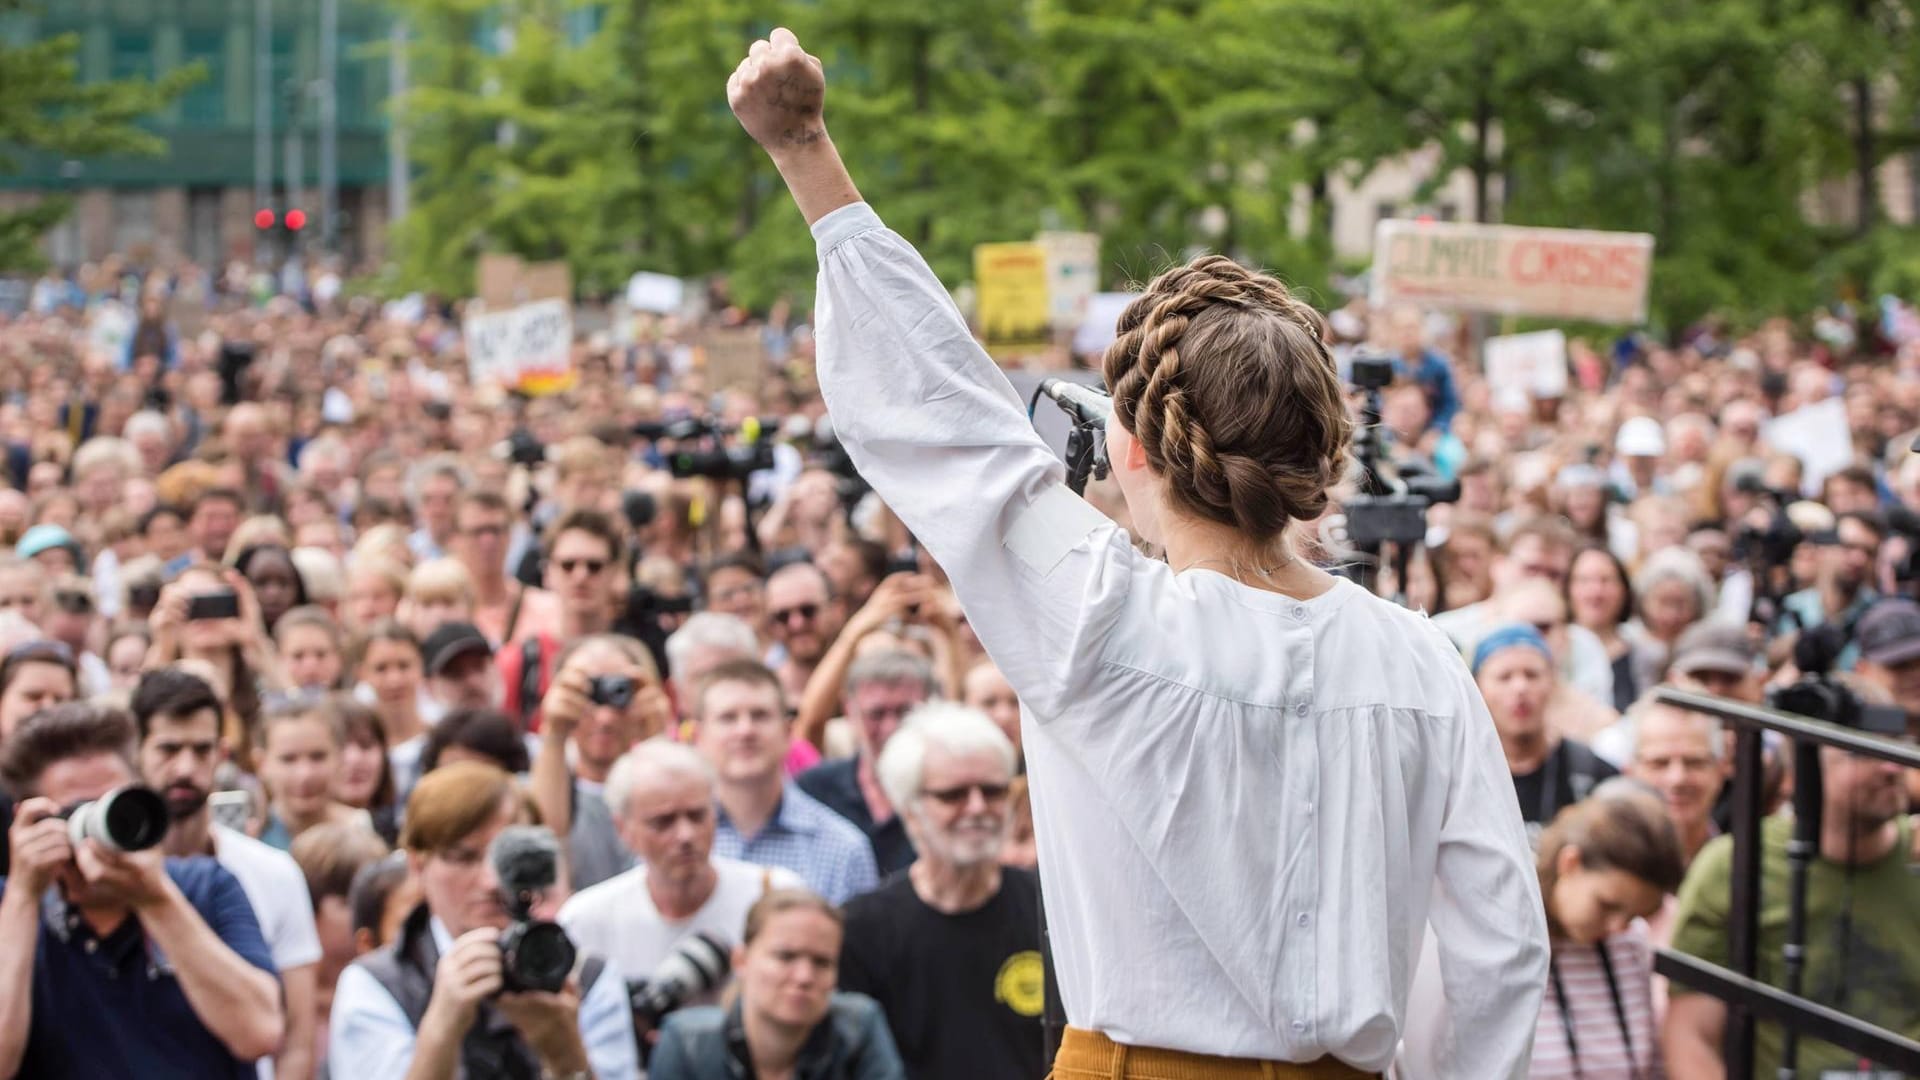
[1482,329,1569,398]
[1072,292,1139,357]
[87,300,134,361]
[1762,397,1852,497]
[1038,231,1101,330]
[464,298,573,390]
[625,272,686,315]
[1372,219,1655,324]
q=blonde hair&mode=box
[405,558,476,606]
[1101,256,1350,542]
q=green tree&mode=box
[0,0,200,270]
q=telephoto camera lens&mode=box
[66,786,169,852]
[499,919,577,994]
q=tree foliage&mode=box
[0,0,201,270]
[388,0,1920,329]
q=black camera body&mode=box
[1769,624,1908,735]
[588,674,636,710]
[489,827,578,995]
[667,442,775,482]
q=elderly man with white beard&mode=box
[836,702,1044,1080]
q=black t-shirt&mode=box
[839,868,1045,1080]
[1512,739,1618,839]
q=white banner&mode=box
[624,272,686,315]
[464,298,573,389]
[1482,329,1569,398]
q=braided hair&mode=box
[1101,255,1352,543]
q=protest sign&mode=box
[625,272,686,315]
[1372,220,1654,324]
[702,328,768,391]
[1038,232,1101,330]
[974,242,1052,358]
[1073,292,1139,358]
[1762,398,1852,497]
[86,300,134,362]
[1482,329,1569,398]
[464,298,573,393]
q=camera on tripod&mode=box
[1769,624,1907,736]
[1341,348,1458,585]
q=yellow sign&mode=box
[974,242,1052,358]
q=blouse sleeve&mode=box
[811,204,1131,720]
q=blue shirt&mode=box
[0,857,277,1079]
[712,784,880,904]
[1395,349,1461,431]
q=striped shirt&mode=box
[1531,928,1665,1079]
[712,783,880,904]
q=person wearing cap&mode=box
[1853,597,1920,723]
[14,523,85,578]
[1610,416,1668,499]
[1665,673,1920,1079]
[1472,623,1620,843]
[421,621,501,716]
[1775,509,1883,665]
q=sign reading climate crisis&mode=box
[1371,219,1655,325]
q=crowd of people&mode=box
[0,236,1917,1079]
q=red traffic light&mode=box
[254,209,276,230]
[285,209,307,231]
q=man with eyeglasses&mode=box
[838,702,1043,1080]
[764,561,843,703]
[557,739,801,1007]
[453,491,560,647]
[798,650,937,876]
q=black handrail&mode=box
[1649,686,1920,1075]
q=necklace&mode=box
[1175,553,1297,582]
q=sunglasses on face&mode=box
[557,557,608,577]
[771,603,820,625]
[922,782,1011,807]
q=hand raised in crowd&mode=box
[421,927,505,1031]
[727,28,828,153]
[846,571,943,641]
[538,661,596,739]
[7,798,74,897]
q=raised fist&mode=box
[727,28,828,152]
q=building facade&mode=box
[0,0,396,269]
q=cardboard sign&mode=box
[477,254,572,309]
[464,298,573,392]
[1038,231,1101,330]
[702,328,768,390]
[974,242,1052,357]
[1482,329,1569,398]
[625,272,686,315]
[1372,220,1654,324]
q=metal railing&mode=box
[1649,687,1920,1077]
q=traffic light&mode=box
[254,208,277,230]
[285,209,307,232]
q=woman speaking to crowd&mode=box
[725,29,1549,1079]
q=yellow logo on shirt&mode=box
[995,951,1045,1017]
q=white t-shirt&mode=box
[558,855,802,983]
[212,823,322,1080]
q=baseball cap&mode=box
[1614,416,1666,458]
[1856,598,1920,668]
[1670,620,1757,678]
[421,621,493,676]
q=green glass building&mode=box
[0,0,396,268]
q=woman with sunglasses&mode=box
[728,34,1546,1078]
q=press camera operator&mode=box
[0,702,285,1077]
[328,761,639,1079]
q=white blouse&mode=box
[811,202,1548,1077]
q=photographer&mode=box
[0,703,285,1077]
[328,761,639,1079]
[1664,673,1920,1078]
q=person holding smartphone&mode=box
[725,32,1546,1077]
[133,666,324,1080]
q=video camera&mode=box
[488,826,578,994]
[1768,624,1907,736]
[633,416,778,483]
[1341,348,1458,587]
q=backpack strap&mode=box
[518,636,544,728]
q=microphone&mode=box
[1038,378,1112,427]
[490,825,564,908]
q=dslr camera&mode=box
[489,826,578,994]
[63,785,169,852]
[1769,625,1907,736]
[588,674,636,710]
